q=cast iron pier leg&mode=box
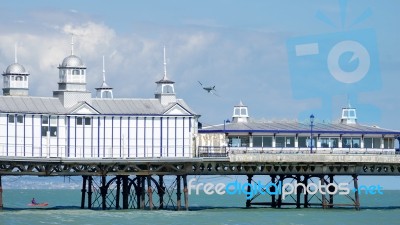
[81,175,87,209]
[101,176,107,210]
[296,175,301,208]
[0,176,3,210]
[329,175,334,208]
[88,176,93,209]
[320,175,326,209]
[271,175,276,208]
[177,175,181,211]
[353,175,360,210]
[304,175,309,208]
[147,175,153,210]
[183,175,189,211]
[158,175,165,209]
[116,176,121,209]
[140,176,145,209]
[122,176,129,209]
[246,174,253,208]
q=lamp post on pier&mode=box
[310,114,314,153]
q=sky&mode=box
[1,0,400,188]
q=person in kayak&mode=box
[31,198,37,205]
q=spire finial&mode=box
[71,34,74,55]
[14,42,18,63]
[163,45,167,80]
[102,55,106,82]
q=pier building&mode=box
[197,101,399,156]
[0,41,198,159]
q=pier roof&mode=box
[200,121,400,136]
[0,96,196,116]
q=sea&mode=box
[0,177,400,225]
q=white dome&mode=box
[5,63,28,74]
[60,55,85,68]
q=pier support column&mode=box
[270,175,276,208]
[140,176,145,209]
[353,175,360,210]
[101,176,108,210]
[177,175,182,211]
[296,175,301,208]
[246,174,253,208]
[329,175,334,208]
[122,176,129,209]
[0,176,3,210]
[116,176,121,209]
[277,175,284,208]
[320,175,326,209]
[147,176,153,210]
[136,176,141,209]
[81,175,87,209]
[88,176,93,209]
[183,175,189,211]
[303,175,309,208]
[158,175,165,209]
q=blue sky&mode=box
[1,0,400,188]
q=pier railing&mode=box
[198,146,398,157]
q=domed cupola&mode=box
[53,36,91,108]
[2,44,30,96]
[61,55,85,68]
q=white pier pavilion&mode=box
[0,43,197,158]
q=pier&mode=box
[1,150,399,210]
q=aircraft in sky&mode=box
[198,81,219,96]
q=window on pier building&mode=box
[275,136,295,148]
[320,138,339,148]
[228,136,249,147]
[342,137,361,148]
[364,138,381,149]
[41,116,57,137]
[384,138,394,149]
[253,136,273,148]
[77,117,91,125]
[298,136,317,148]
[8,115,15,123]
[8,114,24,123]
[17,115,24,123]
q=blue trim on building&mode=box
[14,114,17,156]
[6,114,9,156]
[136,117,138,157]
[74,117,77,157]
[175,117,177,157]
[103,116,106,157]
[152,117,154,157]
[91,116,94,157]
[128,116,130,157]
[111,116,114,157]
[67,116,70,157]
[144,117,146,157]
[166,117,169,156]
[23,114,26,156]
[160,117,163,157]
[82,117,85,157]
[120,116,122,158]
[97,117,101,157]
[57,116,60,157]
[40,115,43,157]
[32,115,34,157]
